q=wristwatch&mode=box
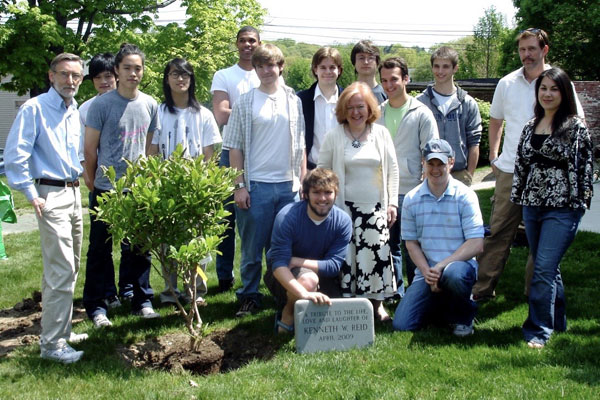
[235,182,246,190]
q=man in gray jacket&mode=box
[417,46,482,186]
[377,56,438,294]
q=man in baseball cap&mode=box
[392,139,484,336]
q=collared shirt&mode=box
[401,177,484,277]
[5,87,83,201]
[223,85,306,192]
[309,84,338,165]
[490,65,584,173]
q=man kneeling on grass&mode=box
[392,139,484,336]
[264,168,352,334]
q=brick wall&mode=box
[410,80,600,149]
[574,82,600,149]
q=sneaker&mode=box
[104,296,122,309]
[40,344,83,364]
[119,292,134,303]
[195,296,207,307]
[470,293,494,303]
[235,298,259,317]
[134,306,160,319]
[527,339,545,349]
[217,278,234,293]
[453,323,474,337]
[92,313,113,328]
[68,332,89,344]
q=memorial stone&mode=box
[294,298,374,354]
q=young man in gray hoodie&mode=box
[377,57,438,294]
[417,46,482,186]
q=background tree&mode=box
[464,6,510,78]
[0,0,264,101]
[502,0,600,80]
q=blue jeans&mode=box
[389,194,415,297]
[393,261,477,331]
[216,149,236,281]
[522,206,583,344]
[83,188,153,318]
[235,181,298,302]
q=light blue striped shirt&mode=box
[5,87,83,201]
[401,177,484,277]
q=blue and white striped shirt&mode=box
[401,177,484,277]
[5,87,83,201]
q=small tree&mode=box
[93,147,238,347]
[464,6,510,78]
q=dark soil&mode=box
[0,291,86,358]
[1,293,281,375]
[117,327,280,375]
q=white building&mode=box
[0,76,30,149]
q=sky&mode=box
[158,0,517,50]
[256,0,517,49]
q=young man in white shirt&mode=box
[297,47,344,169]
[210,26,261,293]
[223,44,306,317]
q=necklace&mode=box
[348,125,369,148]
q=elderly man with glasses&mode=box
[5,53,87,363]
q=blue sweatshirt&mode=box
[267,200,352,277]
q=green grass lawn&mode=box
[0,187,599,399]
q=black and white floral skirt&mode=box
[341,201,396,300]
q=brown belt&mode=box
[35,178,80,188]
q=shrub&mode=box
[93,146,238,346]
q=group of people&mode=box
[4,24,592,364]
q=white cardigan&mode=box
[318,123,399,211]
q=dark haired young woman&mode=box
[511,67,593,349]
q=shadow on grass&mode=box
[407,325,523,348]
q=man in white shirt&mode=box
[297,47,344,169]
[223,44,306,317]
[473,28,584,301]
[210,26,261,293]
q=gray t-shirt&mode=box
[86,89,159,190]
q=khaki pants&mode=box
[451,169,473,186]
[36,184,83,351]
[473,169,533,298]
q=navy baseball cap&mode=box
[422,139,454,164]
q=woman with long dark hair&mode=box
[511,67,593,349]
[150,58,221,159]
[149,57,222,306]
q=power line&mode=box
[264,24,472,36]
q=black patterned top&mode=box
[511,116,594,210]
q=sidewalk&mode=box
[472,180,600,234]
[2,208,89,235]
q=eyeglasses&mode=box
[55,71,83,81]
[168,72,191,80]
